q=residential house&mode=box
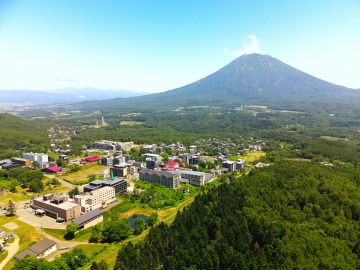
[15,238,57,260]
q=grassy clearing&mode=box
[0,178,67,205]
[2,219,42,270]
[0,215,17,226]
[13,220,41,252]
[227,151,265,164]
[62,163,105,183]
[75,244,109,257]
[42,225,94,242]
[320,136,348,141]
[0,193,30,205]
[83,244,122,270]
[0,250,8,264]
[120,121,144,126]
[41,228,68,241]
[83,233,148,270]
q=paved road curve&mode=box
[0,234,19,269]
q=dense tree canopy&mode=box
[114,161,360,269]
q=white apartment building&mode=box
[74,186,115,213]
[181,171,206,186]
[22,152,49,163]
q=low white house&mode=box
[15,238,57,260]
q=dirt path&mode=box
[161,197,195,223]
[0,234,19,269]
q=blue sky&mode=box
[0,0,359,93]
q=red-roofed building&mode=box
[43,166,62,174]
[167,161,179,168]
[85,156,101,163]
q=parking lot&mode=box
[16,207,67,230]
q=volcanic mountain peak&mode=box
[76,53,360,112]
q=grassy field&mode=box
[0,215,17,226]
[320,136,349,141]
[2,219,42,270]
[0,178,68,205]
[62,163,106,183]
[0,250,8,264]
[75,243,109,257]
[82,233,149,270]
[227,151,265,164]
[120,121,144,126]
[42,225,94,242]
[13,220,41,252]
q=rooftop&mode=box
[181,170,205,176]
[73,209,103,227]
[34,196,78,211]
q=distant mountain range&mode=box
[74,54,360,112]
[0,87,146,104]
[3,54,360,110]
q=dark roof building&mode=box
[84,177,127,195]
[15,238,57,260]
[72,208,103,229]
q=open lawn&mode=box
[42,225,94,242]
[120,121,144,126]
[13,220,41,252]
[0,250,8,264]
[75,244,109,257]
[62,163,106,184]
[0,215,17,226]
[2,220,42,270]
[0,179,68,205]
[320,136,348,141]
[82,233,149,270]
[228,151,265,164]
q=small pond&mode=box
[128,214,147,229]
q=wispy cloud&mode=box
[233,35,261,56]
[56,78,79,82]
[223,48,228,53]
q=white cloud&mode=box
[233,35,261,56]
[223,48,228,53]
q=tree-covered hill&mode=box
[115,161,360,269]
[0,113,49,155]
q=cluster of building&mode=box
[134,151,214,188]
[0,152,53,170]
[93,140,122,151]
[31,177,127,227]
[219,155,246,172]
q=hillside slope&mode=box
[0,113,48,153]
[74,54,360,112]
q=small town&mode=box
[0,132,265,269]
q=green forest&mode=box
[0,113,48,158]
[114,161,360,269]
